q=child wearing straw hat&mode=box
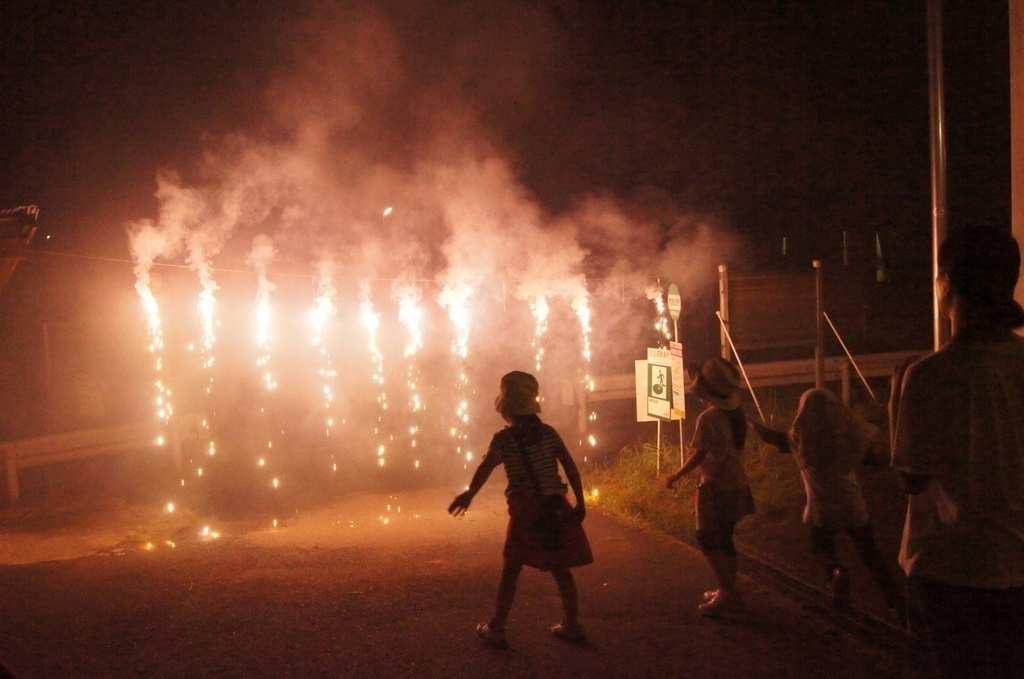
[665,357,755,615]
[448,371,593,648]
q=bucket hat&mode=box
[494,370,541,416]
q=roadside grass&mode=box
[585,436,805,540]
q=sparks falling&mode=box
[248,236,279,487]
[136,286,172,425]
[360,281,388,467]
[311,260,339,449]
[395,284,425,463]
[439,281,472,464]
[647,283,672,343]
[572,287,597,448]
[529,295,549,371]
[186,266,220,490]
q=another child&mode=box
[665,357,755,615]
[448,371,593,648]
[750,388,903,616]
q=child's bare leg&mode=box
[704,552,736,593]
[493,559,523,629]
[551,568,579,627]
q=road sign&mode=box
[670,341,685,419]
[667,283,681,322]
[646,347,673,420]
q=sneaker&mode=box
[476,622,509,649]
[551,621,587,643]
[830,567,851,609]
[698,590,739,617]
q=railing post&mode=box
[841,361,851,405]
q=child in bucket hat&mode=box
[449,371,593,648]
[686,357,742,410]
[666,357,754,616]
[493,370,542,416]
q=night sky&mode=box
[0,1,1012,439]
[5,1,1005,260]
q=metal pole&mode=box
[1013,0,1024,261]
[928,0,949,351]
[718,265,730,360]
[675,318,684,465]
[814,260,824,388]
[656,419,661,475]
[715,311,766,422]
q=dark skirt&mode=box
[504,493,594,571]
[694,483,755,531]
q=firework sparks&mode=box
[647,282,672,343]
[311,259,339,450]
[248,236,279,485]
[439,281,472,464]
[571,284,597,449]
[128,220,177,432]
[360,281,387,466]
[529,295,549,371]
[394,283,425,463]
[135,285,174,426]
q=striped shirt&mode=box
[484,422,569,498]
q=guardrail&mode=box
[566,350,925,438]
[1,413,207,504]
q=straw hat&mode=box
[686,357,741,410]
[494,371,542,416]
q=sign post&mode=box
[667,284,685,464]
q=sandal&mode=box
[551,621,587,643]
[476,622,508,649]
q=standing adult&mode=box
[448,371,593,649]
[891,227,1024,678]
[665,357,755,615]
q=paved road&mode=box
[0,485,929,678]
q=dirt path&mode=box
[0,485,928,678]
